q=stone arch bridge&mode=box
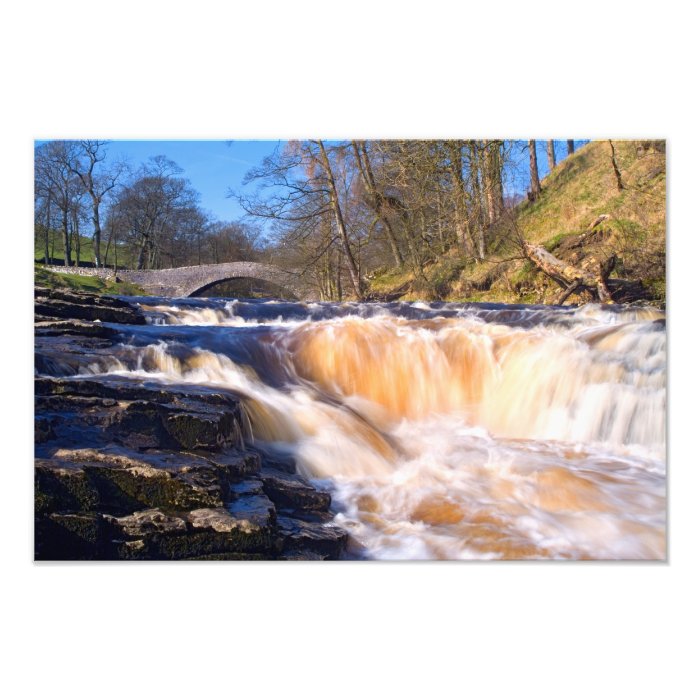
[44,262,309,299]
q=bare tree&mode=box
[313,141,363,298]
[68,141,126,267]
[351,140,404,268]
[34,164,54,264]
[234,141,365,299]
[35,141,81,267]
[112,156,200,270]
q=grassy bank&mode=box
[34,265,145,296]
[367,140,666,305]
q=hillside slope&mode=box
[370,139,666,305]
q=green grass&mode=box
[34,230,138,268]
[34,265,145,296]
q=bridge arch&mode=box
[189,275,300,300]
[117,262,305,299]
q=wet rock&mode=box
[189,499,274,532]
[35,512,107,560]
[34,288,146,325]
[33,287,347,561]
[34,378,247,454]
[204,450,261,478]
[35,287,134,307]
[230,478,265,497]
[34,417,55,443]
[34,299,145,325]
[35,319,121,339]
[277,515,348,559]
[36,448,228,515]
[106,509,188,537]
[163,406,242,450]
[35,460,101,514]
[102,501,278,560]
[260,467,332,512]
[256,449,297,474]
[228,493,277,527]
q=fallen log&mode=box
[523,242,644,304]
[524,242,604,290]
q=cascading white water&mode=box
[80,298,666,560]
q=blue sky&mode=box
[101,140,280,221]
[37,139,585,222]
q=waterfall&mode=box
[73,297,666,560]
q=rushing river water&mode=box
[58,296,666,560]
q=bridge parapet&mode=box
[41,262,309,299]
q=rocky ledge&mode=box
[34,288,348,561]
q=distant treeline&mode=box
[34,141,263,271]
[34,140,582,297]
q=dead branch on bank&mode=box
[507,214,649,304]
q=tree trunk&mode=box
[113,226,118,273]
[91,197,102,267]
[567,140,575,155]
[73,210,81,266]
[336,248,342,301]
[469,142,486,260]
[547,140,557,170]
[529,140,541,199]
[44,198,51,265]
[436,190,446,253]
[484,140,504,225]
[316,141,363,299]
[137,237,148,270]
[62,207,71,267]
[448,142,476,259]
[104,228,113,267]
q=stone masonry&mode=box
[44,262,310,299]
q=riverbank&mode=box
[367,140,665,306]
[34,287,347,560]
[35,264,146,296]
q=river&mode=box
[49,296,666,560]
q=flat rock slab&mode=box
[35,377,247,453]
[277,515,348,559]
[35,447,229,515]
[104,504,279,560]
[35,319,121,339]
[35,288,146,325]
[107,508,188,536]
[260,467,332,512]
